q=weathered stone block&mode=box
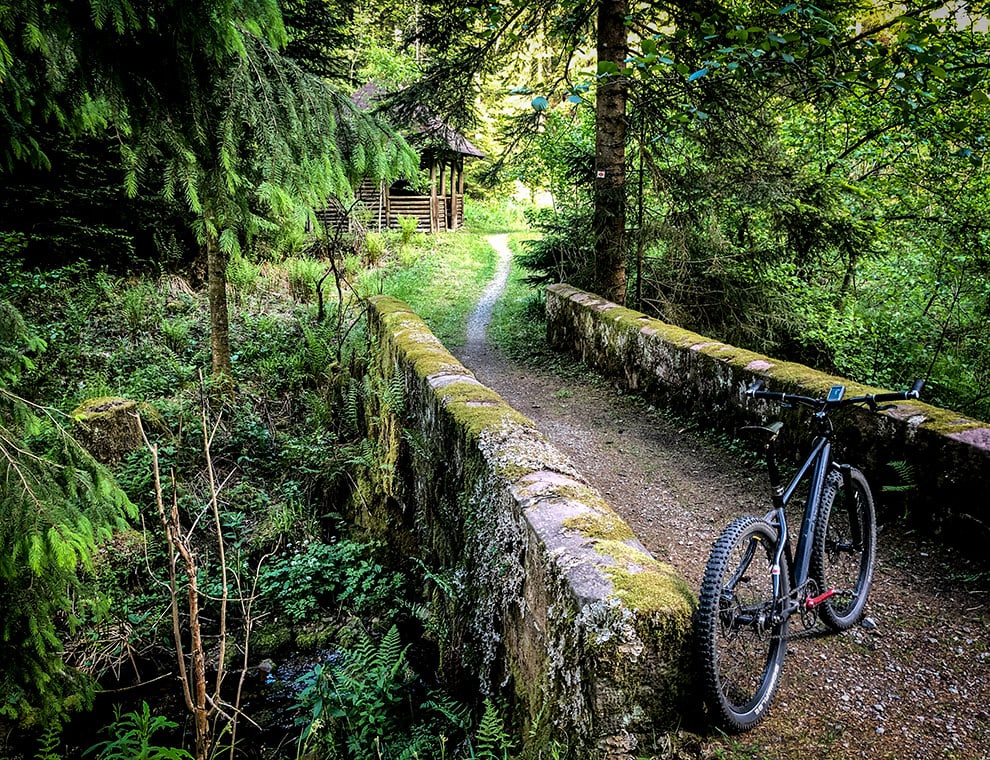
[70,396,143,464]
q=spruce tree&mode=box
[1,0,417,376]
[0,300,134,721]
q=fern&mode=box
[474,700,513,760]
[402,428,430,461]
[33,720,61,760]
[424,694,472,731]
[882,459,917,494]
[343,376,363,432]
[380,373,405,417]
[883,459,918,519]
[294,625,479,760]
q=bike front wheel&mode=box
[696,516,789,732]
[812,467,877,631]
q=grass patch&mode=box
[485,235,544,359]
[361,233,496,347]
[486,234,590,379]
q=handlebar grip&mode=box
[871,391,908,403]
[872,381,924,403]
[753,390,790,403]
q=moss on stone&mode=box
[368,294,416,318]
[552,483,609,510]
[594,539,695,616]
[254,622,292,655]
[597,301,710,349]
[606,565,695,617]
[70,396,144,463]
[701,344,768,367]
[70,396,138,418]
[495,461,534,483]
[913,407,986,435]
[563,510,635,542]
[439,381,532,438]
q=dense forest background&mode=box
[1,0,988,758]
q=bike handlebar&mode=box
[745,378,923,412]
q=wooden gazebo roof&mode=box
[351,82,484,159]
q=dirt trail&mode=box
[451,235,990,760]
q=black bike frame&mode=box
[768,434,831,605]
[747,376,921,619]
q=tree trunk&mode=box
[206,236,233,380]
[593,0,629,304]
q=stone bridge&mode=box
[349,284,990,760]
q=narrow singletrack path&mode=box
[450,234,990,760]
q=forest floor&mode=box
[452,235,990,760]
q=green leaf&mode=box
[597,60,620,76]
[688,68,709,81]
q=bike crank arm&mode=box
[804,588,836,609]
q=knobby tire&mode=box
[812,467,876,631]
[696,516,789,732]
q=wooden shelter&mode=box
[318,84,484,234]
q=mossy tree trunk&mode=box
[206,233,232,381]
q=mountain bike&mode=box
[695,378,924,732]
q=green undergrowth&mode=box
[0,251,531,758]
[362,232,497,347]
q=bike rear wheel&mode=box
[812,467,876,631]
[696,516,789,732]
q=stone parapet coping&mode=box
[363,295,695,759]
[546,284,990,544]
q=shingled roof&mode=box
[352,82,485,159]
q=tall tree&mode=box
[593,0,630,302]
[1,0,416,379]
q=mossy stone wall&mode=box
[363,295,695,759]
[546,284,990,545]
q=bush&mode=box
[257,539,405,623]
[286,257,327,301]
[517,204,595,289]
[396,214,419,246]
[462,197,528,233]
[364,231,386,266]
[226,252,262,294]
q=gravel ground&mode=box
[452,236,990,760]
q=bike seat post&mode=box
[765,442,786,510]
[742,422,787,509]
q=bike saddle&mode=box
[739,421,784,442]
